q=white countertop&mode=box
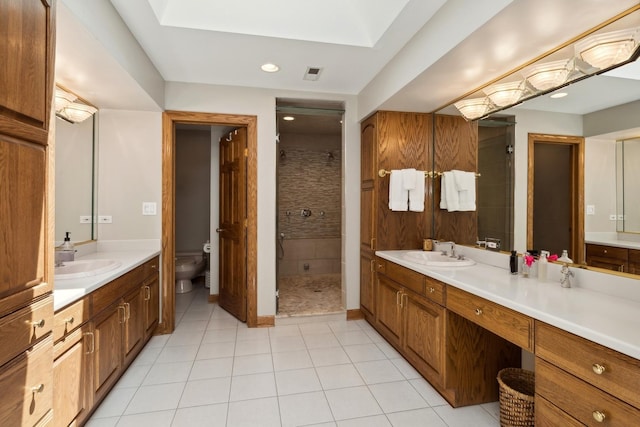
[376,250,640,360]
[585,237,640,250]
[53,248,160,311]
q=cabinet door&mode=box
[123,287,144,366]
[375,274,402,348]
[360,255,375,319]
[403,292,445,382]
[92,305,123,403]
[143,276,160,339]
[53,325,92,427]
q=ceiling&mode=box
[57,0,640,120]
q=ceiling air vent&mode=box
[303,67,323,81]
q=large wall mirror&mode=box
[55,86,98,244]
[436,7,640,275]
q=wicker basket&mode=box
[497,368,535,427]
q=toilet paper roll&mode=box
[203,242,212,253]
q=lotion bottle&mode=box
[61,232,74,250]
[538,250,549,282]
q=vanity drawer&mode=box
[586,244,628,260]
[376,258,425,296]
[536,357,640,426]
[0,336,53,427]
[446,286,533,351]
[536,321,640,409]
[53,295,91,342]
[0,294,53,366]
[424,276,446,305]
[535,395,584,427]
[142,256,160,279]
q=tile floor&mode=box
[86,284,500,426]
[277,274,342,316]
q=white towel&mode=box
[388,170,408,211]
[456,171,476,211]
[439,171,460,212]
[402,168,417,190]
[409,170,425,212]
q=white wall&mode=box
[97,110,162,240]
[584,138,617,233]
[506,108,583,252]
[165,82,360,316]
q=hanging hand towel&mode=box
[456,171,476,211]
[388,170,408,211]
[439,171,460,212]
[402,168,417,190]
[452,169,473,190]
[409,170,425,212]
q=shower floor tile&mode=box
[277,273,342,316]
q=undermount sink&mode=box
[55,259,121,279]
[403,251,476,267]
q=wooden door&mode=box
[403,292,445,383]
[92,305,122,403]
[375,275,402,348]
[218,128,248,321]
[122,287,144,366]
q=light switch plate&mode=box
[142,202,157,216]
[98,215,112,223]
[586,205,595,215]
[609,214,617,221]
[80,215,92,223]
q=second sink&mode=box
[403,251,475,267]
[55,259,122,279]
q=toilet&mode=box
[175,253,206,293]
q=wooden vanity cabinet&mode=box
[628,249,640,275]
[586,243,629,272]
[535,321,640,425]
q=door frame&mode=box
[158,111,258,334]
[527,133,585,263]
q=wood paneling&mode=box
[433,114,478,244]
[346,309,364,320]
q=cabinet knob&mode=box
[429,287,435,293]
[31,384,44,393]
[31,319,45,328]
[592,410,606,423]
[592,363,606,375]
[64,317,74,325]
[475,308,483,316]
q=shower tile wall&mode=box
[278,134,341,276]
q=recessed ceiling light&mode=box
[261,63,280,73]
[550,92,568,99]
[283,116,295,121]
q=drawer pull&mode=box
[31,384,44,393]
[429,287,435,293]
[64,316,75,325]
[118,305,126,323]
[31,319,45,328]
[592,363,606,375]
[84,331,95,354]
[592,410,606,423]
[475,308,483,316]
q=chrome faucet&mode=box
[560,263,574,288]
[436,241,456,257]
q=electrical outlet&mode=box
[142,202,157,215]
[80,215,92,223]
[98,215,113,223]
[586,205,595,215]
[609,214,617,221]
[617,214,624,220]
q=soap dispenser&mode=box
[61,232,74,250]
[558,250,573,264]
[538,250,549,282]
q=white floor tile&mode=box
[336,415,391,427]
[165,330,204,347]
[270,335,307,353]
[481,401,501,421]
[343,343,387,362]
[189,357,234,380]
[234,338,271,356]
[298,322,333,335]
[368,381,428,413]
[236,326,270,341]
[156,344,199,364]
[201,328,237,344]
[143,361,193,385]
[325,386,383,421]
[334,330,373,346]
[115,364,152,389]
[226,397,281,427]
[328,320,362,333]
[390,357,422,380]
[178,377,232,408]
[171,403,228,427]
[279,391,334,427]
[272,349,313,371]
[303,332,341,349]
[275,368,322,395]
[84,417,119,427]
[91,387,137,418]
[196,341,235,360]
[131,345,163,367]
[232,353,274,375]
[174,320,209,332]
[268,324,301,338]
[308,346,351,367]
[354,360,404,384]
[387,408,447,427]
[145,334,170,349]
[434,405,500,427]
[363,329,387,344]
[409,378,449,407]
[230,372,277,401]
[316,364,365,390]
[116,409,175,427]
[124,382,185,415]
[374,341,402,359]
[207,317,240,330]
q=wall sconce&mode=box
[449,7,640,121]
[55,85,97,123]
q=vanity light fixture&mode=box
[261,63,280,73]
[483,80,528,107]
[54,85,97,123]
[54,87,77,111]
[523,59,576,91]
[454,97,494,121]
[575,27,640,69]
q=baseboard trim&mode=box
[256,315,275,327]
[208,294,219,303]
[346,309,365,320]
